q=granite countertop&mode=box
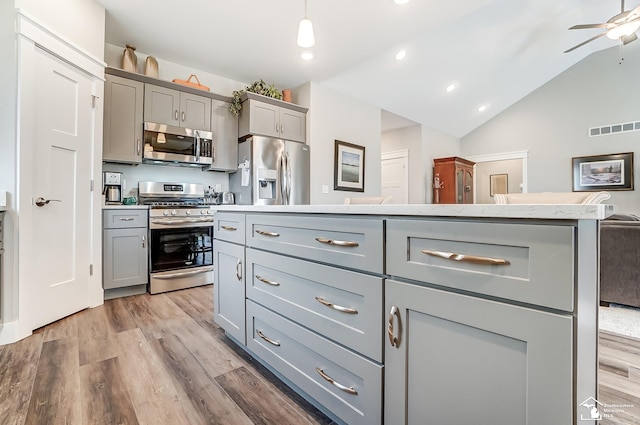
[210,203,616,220]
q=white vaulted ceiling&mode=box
[95,0,640,138]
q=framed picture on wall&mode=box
[334,140,365,192]
[490,174,508,196]
[572,152,634,191]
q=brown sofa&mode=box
[600,214,640,308]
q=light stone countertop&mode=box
[209,203,616,220]
[0,191,6,211]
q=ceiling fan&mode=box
[564,0,640,53]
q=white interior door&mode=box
[382,151,409,204]
[26,47,93,329]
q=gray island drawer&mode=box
[103,209,147,229]
[386,218,575,311]
[246,248,383,361]
[246,214,384,274]
[214,212,246,244]
[246,300,382,425]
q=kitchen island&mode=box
[211,204,612,425]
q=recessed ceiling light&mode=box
[300,51,314,60]
[395,50,406,61]
[446,83,456,93]
[478,104,488,112]
[394,0,411,4]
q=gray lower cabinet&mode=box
[103,74,144,163]
[385,279,573,425]
[102,209,148,297]
[214,239,246,344]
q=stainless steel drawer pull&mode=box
[315,237,359,248]
[119,217,135,221]
[388,305,401,348]
[257,330,280,346]
[256,229,280,237]
[315,297,358,314]
[256,275,280,286]
[315,368,358,395]
[155,267,214,279]
[235,259,242,281]
[221,225,237,231]
[421,249,510,266]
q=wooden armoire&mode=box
[432,156,475,204]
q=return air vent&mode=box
[589,120,640,137]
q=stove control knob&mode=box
[171,210,177,216]
[185,210,191,216]
[163,210,169,216]
[200,210,206,215]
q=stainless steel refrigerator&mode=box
[230,135,310,205]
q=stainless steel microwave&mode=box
[143,122,213,167]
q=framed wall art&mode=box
[490,174,508,196]
[334,140,365,192]
[572,152,634,191]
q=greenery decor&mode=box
[230,79,283,115]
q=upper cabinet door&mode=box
[103,74,144,163]
[248,100,280,138]
[144,84,180,126]
[279,108,305,142]
[209,99,238,172]
[180,92,211,131]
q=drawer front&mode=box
[246,300,382,425]
[103,209,148,229]
[246,214,384,274]
[246,248,383,361]
[214,212,246,244]
[386,219,575,311]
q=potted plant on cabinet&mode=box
[230,79,283,115]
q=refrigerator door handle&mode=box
[279,153,287,204]
[286,152,292,204]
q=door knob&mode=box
[35,197,61,207]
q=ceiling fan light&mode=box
[297,18,315,48]
[300,51,314,60]
[607,21,640,39]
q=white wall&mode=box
[300,82,382,204]
[16,0,105,59]
[461,42,640,214]
[104,43,246,97]
[422,127,461,203]
[382,125,423,203]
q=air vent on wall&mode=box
[589,120,640,137]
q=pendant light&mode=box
[297,0,315,48]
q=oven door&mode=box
[149,224,213,294]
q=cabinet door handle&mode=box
[221,225,237,231]
[421,249,510,266]
[137,137,141,154]
[256,330,280,346]
[256,229,280,237]
[235,259,242,281]
[280,124,284,134]
[315,237,359,248]
[174,110,179,120]
[388,305,401,348]
[275,123,279,133]
[181,111,185,122]
[314,297,357,314]
[315,367,358,395]
[142,235,146,248]
[119,217,135,221]
[256,275,280,287]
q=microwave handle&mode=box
[195,131,201,161]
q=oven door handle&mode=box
[153,267,214,280]
[151,218,214,225]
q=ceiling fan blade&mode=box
[628,4,640,20]
[563,32,607,53]
[622,32,638,44]
[569,23,609,29]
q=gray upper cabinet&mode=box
[103,74,144,163]
[239,99,306,142]
[208,99,238,172]
[144,84,212,131]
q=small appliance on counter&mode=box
[103,171,123,204]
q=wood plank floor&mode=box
[0,285,336,425]
[1,286,639,424]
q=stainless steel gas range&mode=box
[139,182,214,294]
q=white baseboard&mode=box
[0,320,32,346]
